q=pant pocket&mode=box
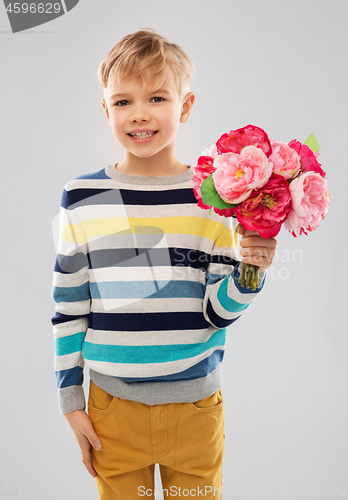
[88,379,119,415]
[189,388,223,412]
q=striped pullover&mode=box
[51,163,266,414]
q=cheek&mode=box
[110,117,124,137]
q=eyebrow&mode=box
[109,89,171,100]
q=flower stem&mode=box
[238,262,246,287]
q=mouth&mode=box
[127,131,158,139]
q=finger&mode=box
[243,230,259,237]
[240,247,275,258]
[240,251,275,266]
[81,447,98,478]
[240,236,277,249]
[80,416,103,451]
[236,224,245,235]
[79,433,100,477]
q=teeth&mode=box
[131,131,155,138]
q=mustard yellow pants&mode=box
[88,379,225,499]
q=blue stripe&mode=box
[82,329,226,364]
[53,282,90,303]
[217,276,251,313]
[206,297,242,329]
[232,266,266,294]
[56,365,84,389]
[74,168,110,180]
[89,311,209,332]
[55,331,86,356]
[90,280,204,300]
[206,272,229,287]
[118,347,225,382]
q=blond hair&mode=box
[98,28,195,102]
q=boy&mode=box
[51,28,277,499]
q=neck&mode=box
[117,149,187,177]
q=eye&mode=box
[151,96,164,103]
[115,100,129,106]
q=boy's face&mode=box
[101,65,194,162]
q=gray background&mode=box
[0,1,346,499]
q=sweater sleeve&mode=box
[51,188,91,414]
[202,216,266,329]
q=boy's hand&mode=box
[64,410,102,478]
[237,225,277,271]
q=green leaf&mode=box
[201,174,238,210]
[303,132,319,153]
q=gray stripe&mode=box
[88,363,223,405]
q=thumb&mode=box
[83,422,102,450]
[89,432,102,451]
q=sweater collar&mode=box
[105,163,194,185]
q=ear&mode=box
[180,92,195,124]
[101,99,110,120]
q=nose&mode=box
[129,103,151,122]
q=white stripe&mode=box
[55,353,84,371]
[90,296,203,313]
[54,300,90,315]
[84,345,225,378]
[53,319,88,339]
[89,265,204,283]
[85,325,217,346]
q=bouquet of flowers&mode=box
[193,125,330,290]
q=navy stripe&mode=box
[54,253,89,274]
[88,247,211,272]
[56,366,84,389]
[211,254,238,267]
[54,246,236,275]
[117,348,225,382]
[64,186,197,209]
[90,311,210,332]
[206,297,241,329]
[51,311,90,326]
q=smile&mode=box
[128,131,158,142]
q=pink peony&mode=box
[234,174,292,238]
[268,140,301,180]
[200,143,218,159]
[213,146,273,204]
[288,139,326,178]
[284,171,330,236]
[216,124,272,158]
[193,155,216,210]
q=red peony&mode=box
[234,174,292,238]
[193,156,216,210]
[216,124,272,158]
[288,140,326,178]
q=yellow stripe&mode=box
[61,216,237,248]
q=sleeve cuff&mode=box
[58,384,86,415]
